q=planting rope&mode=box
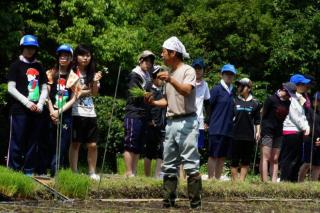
[53,69,64,202]
[309,93,318,180]
[55,68,63,175]
[98,65,122,191]
[32,177,70,201]
[252,107,263,175]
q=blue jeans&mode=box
[162,115,200,176]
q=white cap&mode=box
[162,36,190,59]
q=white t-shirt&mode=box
[72,71,97,117]
[196,80,210,129]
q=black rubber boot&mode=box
[187,173,202,209]
[163,175,178,208]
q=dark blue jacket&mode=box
[208,83,235,137]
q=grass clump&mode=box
[91,176,162,198]
[55,169,91,199]
[0,166,38,198]
[129,86,146,98]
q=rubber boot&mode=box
[187,173,202,209]
[163,175,178,208]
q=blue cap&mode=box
[221,64,236,74]
[19,35,39,47]
[290,74,311,85]
[192,58,205,69]
[56,44,73,55]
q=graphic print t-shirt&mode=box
[7,59,47,114]
[71,70,97,117]
[48,72,72,116]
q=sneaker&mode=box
[220,174,230,181]
[89,173,100,181]
[25,173,33,177]
[201,174,208,181]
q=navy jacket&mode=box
[208,83,235,137]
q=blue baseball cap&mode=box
[56,44,73,55]
[192,58,205,69]
[19,35,39,47]
[290,74,311,85]
[221,64,236,74]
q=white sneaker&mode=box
[89,173,100,181]
[201,174,208,180]
[220,174,230,181]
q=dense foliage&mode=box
[2,0,320,99]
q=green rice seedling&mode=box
[129,86,146,98]
[55,169,91,199]
[0,166,38,198]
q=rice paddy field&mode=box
[1,166,320,212]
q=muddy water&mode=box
[0,199,319,212]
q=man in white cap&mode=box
[147,36,201,209]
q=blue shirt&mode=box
[208,83,234,137]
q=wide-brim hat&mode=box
[282,82,297,97]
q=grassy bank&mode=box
[3,166,320,201]
[90,177,320,200]
[0,166,41,198]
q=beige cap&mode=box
[138,50,155,63]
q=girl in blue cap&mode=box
[7,35,48,175]
[207,64,236,179]
[46,44,76,176]
[280,74,310,182]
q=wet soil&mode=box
[0,199,319,212]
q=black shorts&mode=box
[143,126,164,160]
[230,140,255,167]
[123,117,147,154]
[208,135,232,158]
[72,116,98,143]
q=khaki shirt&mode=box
[166,64,196,117]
